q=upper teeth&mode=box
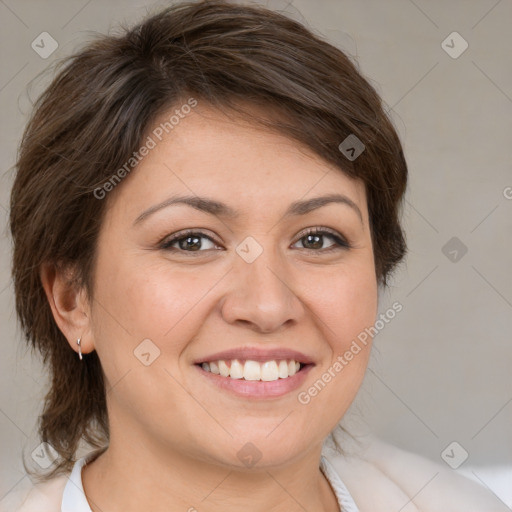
[201,359,302,381]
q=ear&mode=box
[40,262,94,357]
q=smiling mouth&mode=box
[195,358,311,381]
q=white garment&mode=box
[2,436,508,511]
[58,452,359,512]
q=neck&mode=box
[81,433,339,512]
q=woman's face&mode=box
[87,103,378,468]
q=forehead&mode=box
[105,103,368,225]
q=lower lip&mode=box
[194,364,314,399]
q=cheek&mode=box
[292,266,377,437]
[305,262,378,348]
[92,253,219,353]
[298,268,377,421]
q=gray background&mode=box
[1,0,511,505]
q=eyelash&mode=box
[159,227,351,255]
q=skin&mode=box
[41,102,378,512]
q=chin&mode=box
[207,430,314,470]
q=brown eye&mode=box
[293,228,350,252]
[161,230,219,252]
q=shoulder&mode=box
[0,474,68,512]
[322,435,508,512]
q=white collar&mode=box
[61,453,359,511]
[61,452,98,512]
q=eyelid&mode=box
[294,226,348,244]
[160,228,221,248]
[160,226,351,252]
[292,227,351,252]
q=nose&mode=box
[220,246,305,334]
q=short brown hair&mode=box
[10,0,407,480]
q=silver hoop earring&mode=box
[77,338,83,361]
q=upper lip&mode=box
[194,347,315,365]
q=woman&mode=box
[4,1,505,511]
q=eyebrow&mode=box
[133,193,363,226]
